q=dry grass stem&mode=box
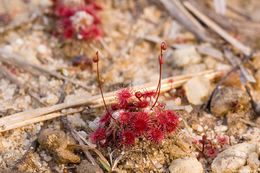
[0,64,46,106]
[224,49,256,84]
[183,1,251,56]
[0,50,91,90]
[159,0,211,42]
[189,0,260,38]
[0,64,24,87]
[0,70,222,133]
[61,117,98,166]
[0,8,41,33]
[239,118,260,128]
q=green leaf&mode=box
[99,158,112,172]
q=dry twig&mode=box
[159,0,211,42]
[0,7,42,33]
[0,70,221,132]
[245,85,260,117]
[224,49,256,84]
[226,5,252,20]
[99,38,115,58]
[188,0,260,38]
[75,134,111,170]
[0,64,23,87]
[0,64,46,106]
[0,108,84,134]
[197,44,224,61]
[0,50,91,91]
[239,118,260,128]
[183,1,251,56]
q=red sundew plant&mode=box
[90,42,180,147]
[51,0,102,40]
[193,135,229,160]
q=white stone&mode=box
[204,56,218,69]
[88,117,100,131]
[15,38,24,46]
[197,125,203,132]
[67,113,86,128]
[39,76,48,85]
[247,152,259,170]
[19,48,39,64]
[169,157,203,173]
[37,45,47,54]
[4,87,15,100]
[173,46,201,67]
[46,94,58,105]
[211,142,257,173]
[173,97,182,106]
[184,105,193,113]
[3,45,13,53]
[183,76,211,105]
[25,95,31,103]
[238,166,251,173]
[215,125,228,132]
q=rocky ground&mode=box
[0,0,259,173]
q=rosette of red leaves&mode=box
[90,42,179,147]
[193,135,229,160]
[52,0,102,40]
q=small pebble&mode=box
[38,129,67,151]
[172,46,201,67]
[3,45,13,53]
[67,113,86,128]
[197,125,203,132]
[62,69,69,76]
[37,45,47,54]
[211,142,256,173]
[184,105,193,113]
[88,117,100,131]
[169,157,203,173]
[46,94,58,105]
[15,39,24,46]
[173,97,182,106]
[204,56,218,69]
[247,152,259,170]
[214,125,228,132]
[238,165,251,173]
[184,76,211,105]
